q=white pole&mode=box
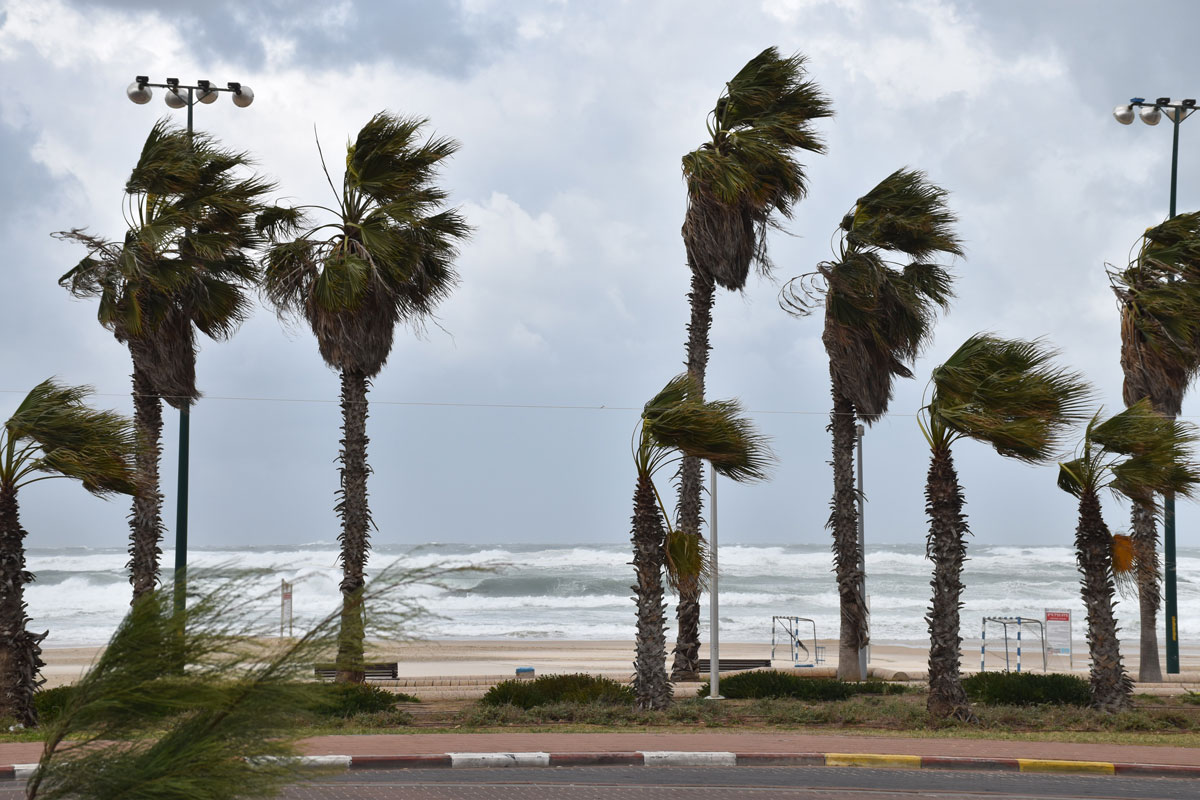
[707,467,721,700]
[856,423,868,679]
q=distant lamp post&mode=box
[1113,94,1196,675]
[126,74,255,615]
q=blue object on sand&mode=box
[515,667,535,677]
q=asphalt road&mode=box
[2,766,1195,798]
[272,766,1200,800]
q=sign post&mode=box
[281,580,293,638]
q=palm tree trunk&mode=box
[632,474,671,710]
[923,446,975,721]
[128,358,164,602]
[829,372,866,681]
[335,368,371,684]
[1130,502,1162,682]
[671,269,714,682]
[1076,489,1132,712]
[0,482,44,727]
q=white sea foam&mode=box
[25,543,1200,648]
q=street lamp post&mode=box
[126,76,255,614]
[1113,95,1196,675]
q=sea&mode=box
[24,542,1200,649]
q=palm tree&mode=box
[260,112,469,683]
[1109,212,1200,681]
[57,121,270,601]
[0,380,135,725]
[919,335,1088,720]
[1057,400,1199,711]
[673,46,830,680]
[781,169,961,680]
[630,375,773,710]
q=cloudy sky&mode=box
[2,0,1199,553]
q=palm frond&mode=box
[928,334,1091,463]
[843,168,963,259]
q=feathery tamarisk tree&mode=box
[629,375,773,710]
[1109,212,1200,681]
[1057,400,1199,711]
[0,381,134,726]
[58,121,270,601]
[919,336,1088,720]
[260,112,469,682]
[781,169,961,680]
[674,47,830,679]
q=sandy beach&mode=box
[39,637,1200,689]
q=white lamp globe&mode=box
[1140,105,1162,126]
[126,82,152,104]
[164,89,188,109]
[196,88,218,104]
[1113,105,1135,125]
[231,85,254,108]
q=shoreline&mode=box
[38,637,1200,688]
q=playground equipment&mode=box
[771,616,824,668]
[980,616,1047,673]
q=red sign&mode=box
[1046,611,1069,621]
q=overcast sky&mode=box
[2,0,1200,552]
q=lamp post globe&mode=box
[1113,105,1135,125]
[196,88,218,104]
[230,85,254,108]
[126,81,152,104]
[1140,104,1162,125]
[164,89,188,109]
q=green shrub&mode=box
[480,674,634,708]
[697,671,856,701]
[312,683,417,718]
[34,686,77,724]
[962,672,1090,707]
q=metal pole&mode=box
[1166,109,1182,675]
[707,468,721,700]
[173,87,194,616]
[856,423,867,679]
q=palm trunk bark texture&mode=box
[671,269,714,682]
[335,368,371,683]
[923,446,975,721]
[829,374,866,681]
[632,474,671,710]
[128,359,164,602]
[0,483,44,727]
[1076,489,1133,711]
[1130,502,1162,682]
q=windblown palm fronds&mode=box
[672,46,829,682]
[0,381,135,726]
[1057,400,1200,711]
[919,335,1088,721]
[259,112,469,683]
[629,375,773,710]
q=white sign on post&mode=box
[1044,609,1072,667]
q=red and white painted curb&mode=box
[4,752,1199,779]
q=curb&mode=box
[6,752,1200,780]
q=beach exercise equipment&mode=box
[771,616,824,668]
[980,616,1047,673]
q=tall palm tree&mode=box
[0,380,135,725]
[782,169,961,680]
[260,112,469,683]
[919,335,1088,720]
[58,121,270,601]
[1057,400,1199,711]
[1109,212,1200,681]
[630,375,773,710]
[673,46,830,680]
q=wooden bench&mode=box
[313,662,399,681]
[696,658,772,673]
